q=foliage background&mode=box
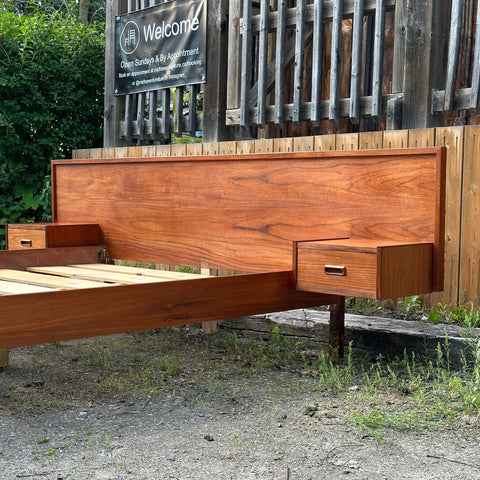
[0,1,105,247]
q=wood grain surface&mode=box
[51,149,445,280]
[0,271,338,349]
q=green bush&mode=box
[0,5,105,247]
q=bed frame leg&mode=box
[0,349,9,368]
[329,296,345,357]
[200,268,218,333]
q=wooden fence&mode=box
[105,0,480,146]
[75,125,480,308]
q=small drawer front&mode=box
[296,248,378,298]
[7,229,46,250]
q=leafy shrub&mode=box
[0,5,105,247]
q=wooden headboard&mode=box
[52,147,445,281]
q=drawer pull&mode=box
[325,265,346,276]
[20,239,33,247]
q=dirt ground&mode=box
[1,320,479,480]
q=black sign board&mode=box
[114,0,206,95]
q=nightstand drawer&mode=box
[295,239,434,299]
[7,228,47,249]
[7,223,101,250]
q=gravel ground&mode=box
[1,321,479,480]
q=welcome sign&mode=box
[114,0,206,95]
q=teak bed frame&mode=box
[0,147,446,366]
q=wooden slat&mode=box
[335,133,359,150]
[160,88,171,138]
[383,129,408,148]
[470,4,480,111]
[0,269,112,290]
[359,131,383,149]
[227,0,242,110]
[371,0,386,119]
[293,0,305,125]
[0,271,339,349]
[311,0,324,124]
[275,0,287,126]
[432,126,464,306]
[349,0,365,124]
[70,263,208,280]
[257,0,269,127]
[240,0,252,127]
[408,128,435,148]
[174,86,184,135]
[188,84,199,135]
[329,0,343,124]
[444,0,464,113]
[459,126,480,305]
[0,280,56,295]
[27,266,167,284]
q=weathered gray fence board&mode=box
[274,0,287,126]
[258,0,269,128]
[329,0,343,124]
[240,0,253,127]
[371,0,386,120]
[349,0,365,124]
[445,0,464,113]
[293,0,305,125]
[470,3,480,111]
[311,0,324,125]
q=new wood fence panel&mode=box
[460,126,480,304]
[359,131,383,149]
[433,126,465,306]
[293,136,315,151]
[408,128,436,148]
[383,129,408,148]
[335,133,359,150]
[274,137,294,152]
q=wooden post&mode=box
[0,349,9,368]
[201,268,218,333]
[329,297,345,357]
[104,0,128,148]
[395,0,450,129]
[203,0,233,142]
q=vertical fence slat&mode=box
[293,0,306,125]
[329,0,343,124]
[122,0,138,142]
[136,94,145,142]
[349,0,365,124]
[146,91,158,138]
[311,0,324,124]
[444,0,464,113]
[174,86,184,135]
[275,0,287,126]
[371,0,386,119]
[257,0,269,127]
[161,88,171,137]
[470,4,480,111]
[189,84,199,135]
[240,0,253,127]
